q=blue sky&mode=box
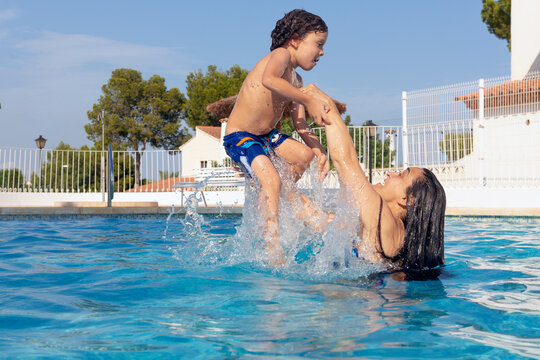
[0,0,510,149]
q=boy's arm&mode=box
[262,48,330,126]
[290,78,329,180]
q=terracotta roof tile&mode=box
[455,78,540,109]
[196,126,221,139]
[126,176,197,192]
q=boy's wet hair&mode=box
[270,9,328,51]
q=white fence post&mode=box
[478,78,485,186]
[401,91,409,168]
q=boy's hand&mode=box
[314,149,329,181]
[300,84,333,126]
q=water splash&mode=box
[216,200,224,217]
[166,158,384,281]
[162,204,177,240]
[164,178,210,265]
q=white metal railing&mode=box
[172,167,246,206]
[403,71,540,187]
[119,150,182,193]
[3,71,540,196]
[295,125,403,185]
[297,169,340,189]
[194,167,246,190]
[0,147,181,193]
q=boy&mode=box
[223,9,331,263]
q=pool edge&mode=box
[0,206,538,217]
[0,206,244,215]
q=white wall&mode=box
[0,190,245,207]
[445,187,540,209]
[472,113,540,182]
[2,186,539,212]
[180,128,223,176]
[511,0,540,79]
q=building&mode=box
[401,0,540,212]
[511,0,540,80]
[179,125,225,176]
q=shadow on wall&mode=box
[526,51,540,78]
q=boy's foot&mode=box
[265,244,286,267]
[321,212,336,230]
[263,230,286,267]
[292,192,335,232]
[303,210,335,232]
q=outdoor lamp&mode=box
[365,120,377,137]
[35,135,47,149]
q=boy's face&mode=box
[294,31,327,71]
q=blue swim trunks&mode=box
[223,129,289,177]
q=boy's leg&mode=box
[222,131,286,265]
[273,138,314,182]
[273,138,334,231]
[250,154,285,265]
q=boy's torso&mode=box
[226,52,299,136]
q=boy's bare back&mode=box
[226,51,297,136]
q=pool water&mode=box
[1,214,539,359]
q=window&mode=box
[200,160,208,168]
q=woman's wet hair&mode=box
[395,168,446,270]
[270,9,328,51]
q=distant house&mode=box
[179,125,226,176]
[398,0,540,205]
[450,0,540,185]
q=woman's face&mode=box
[377,167,424,203]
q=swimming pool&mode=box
[1,214,539,359]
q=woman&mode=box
[301,84,446,270]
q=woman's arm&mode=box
[300,84,373,196]
[301,84,402,249]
